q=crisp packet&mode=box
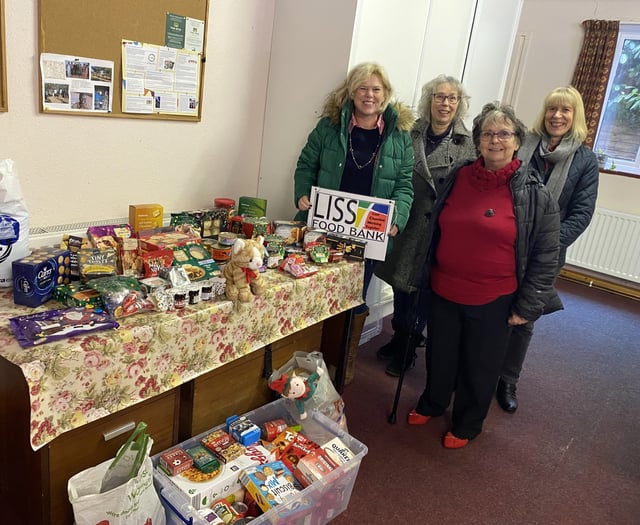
[9,307,118,348]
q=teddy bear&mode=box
[268,367,324,419]
[223,235,266,302]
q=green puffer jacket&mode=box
[375,118,476,293]
[293,101,415,247]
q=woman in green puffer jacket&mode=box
[293,62,414,384]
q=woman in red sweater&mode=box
[407,102,560,448]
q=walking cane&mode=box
[388,289,423,424]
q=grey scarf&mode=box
[518,133,581,201]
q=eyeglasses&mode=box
[480,130,516,141]
[432,93,460,104]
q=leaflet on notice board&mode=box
[121,40,201,115]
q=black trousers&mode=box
[416,291,514,440]
[500,320,534,385]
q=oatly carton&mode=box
[12,247,71,307]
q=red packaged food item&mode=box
[159,447,193,476]
[293,447,339,488]
[141,249,174,278]
[260,419,288,441]
[201,430,232,455]
[279,433,319,472]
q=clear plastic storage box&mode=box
[152,397,367,525]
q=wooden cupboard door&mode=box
[182,322,324,438]
[47,388,178,525]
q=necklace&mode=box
[349,130,382,170]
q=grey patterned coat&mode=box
[374,118,476,293]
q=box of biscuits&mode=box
[12,247,71,307]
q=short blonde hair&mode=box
[531,86,588,142]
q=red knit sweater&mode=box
[430,157,520,305]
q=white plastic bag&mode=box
[268,351,348,430]
[68,433,166,525]
[0,159,30,287]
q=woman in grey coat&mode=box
[374,75,477,376]
[497,86,599,413]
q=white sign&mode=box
[307,186,394,261]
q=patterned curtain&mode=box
[571,19,620,148]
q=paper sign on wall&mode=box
[307,186,394,261]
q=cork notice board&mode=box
[37,0,209,121]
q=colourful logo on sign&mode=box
[356,201,391,232]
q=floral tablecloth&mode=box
[0,261,364,450]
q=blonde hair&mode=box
[531,86,588,142]
[322,62,393,118]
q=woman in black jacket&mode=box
[407,102,560,448]
[496,86,599,414]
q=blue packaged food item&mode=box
[226,415,261,446]
[9,306,118,348]
[12,247,71,307]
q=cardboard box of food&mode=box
[155,443,272,509]
[13,248,71,307]
[129,204,164,232]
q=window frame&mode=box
[593,24,640,179]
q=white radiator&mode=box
[566,208,640,284]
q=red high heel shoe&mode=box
[443,431,469,449]
[407,409,430,425]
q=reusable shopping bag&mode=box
[268,351,348,430]
[68,422,166,525]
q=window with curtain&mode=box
[572,19,640,178]
[593,24,640,176]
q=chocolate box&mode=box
[13,247,71,307]
[325,233,366,261]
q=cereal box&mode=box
[239,460,301,512]
[155,443,271,509]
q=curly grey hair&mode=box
[416,74,470,123]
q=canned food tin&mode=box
[261,418,288,441]
[211,243,233,262]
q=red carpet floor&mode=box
[331,279,640,525]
